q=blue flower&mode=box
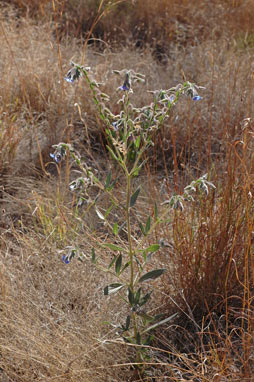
[64,77,74,83]
[112,122,119,131]
[62,255,70,264]
[50,152,62,163]
[192,95,202,101]
[64,67,81,84]
[169,94,176,103]
[120,84,129,91]
[120,73,131,91]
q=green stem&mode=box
[126,171,139,340]
[126,173,134,289]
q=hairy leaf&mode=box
[142,313,178,333]
[104,283,124,295]
[128,287,135,305]
[138,268,166,283]
[125,315,131,331]
[91,248,96,264]
[102,243,126,252]
[145,216,151,234]
[154,201,158,220]
[95,207,105,221]
[113,222,118,236]
[146,244,160,253]
[105,171,112,189]
[115,254,122,275]
[130,187,140,208]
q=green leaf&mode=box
[135,287,142,304]
[115,254,122,275]
[139,222,146,236]
[146,244,160,253]
[113,222,118,236]
[132,168,139,177]
[108,255,117,269]
[135,135,141,149]
[128,287,135,305]
[130,158,148,176]
[105,171,112,189]
[105,203,114,219]
[93,96,99,105]
[102,243,126,252]
[145,216,151,234]
[107,145,120,163]
[139,312,154,322]
[154,201,158,220]
[107,177,118,191]
[138,268,166,283]
[121,261,130,273]
[125,315,131,331]
[140,291,152,306]
[135,332,141,345]
[130,187,140,208]
[143,335,153,346]
[91,248,96,264]
[104,283,124,295]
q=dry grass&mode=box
[0,0,254,381]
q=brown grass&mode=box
[0,0,254,381]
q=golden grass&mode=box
[0,1,254,381]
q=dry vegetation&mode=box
[0,0,254,381]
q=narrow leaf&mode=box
[108,255,117,269]
[140,291,152,306]
[91,174,100,184]
[115,254,122,275]
[107,145,120,163]
[130,158,148,176]
[91,248,96,264]
[142,313,178,333]
[102,243,126,252]
[139,222,146,236]
[138,312,154,322]
[138,268,166,283]
[95,207,105,221]
[113,222,118,236]
[135,135,141,149]
[135,332,141,345]
[154,201,158,220]
[104,283,124,295]
[143,335,153,346]
[142,251,147,262]
[146,244,160,253]
[121,261,130,273]
[128,287,135,305]
[107,177,118,191]
[145,216,151,234]
[125,315,131,331]
[130,187,140,208]
[105,203,114,219]
[135,287,142,304]
[105,171,112,189]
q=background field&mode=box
[0,0,254,381]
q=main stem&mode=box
[126,171,139,342]
[126,173,134,290]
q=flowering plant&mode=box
[51,61,214,370]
